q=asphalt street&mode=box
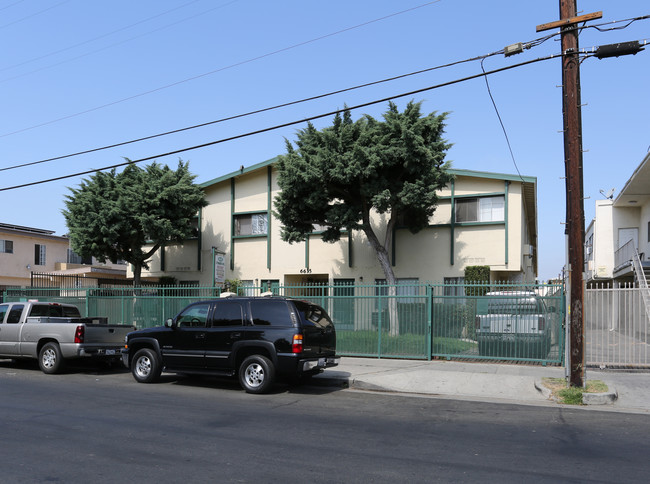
[1,361,649,483]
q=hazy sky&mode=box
[0,0,648,281]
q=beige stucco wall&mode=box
[138,166,537,285]
[0,230,70,288]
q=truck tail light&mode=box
[74,325,85,344]
[292,334,303,354]
[538,317,545,331]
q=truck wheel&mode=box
[132,348,162,383]
[39,342,65,374]
[239,355,275,394]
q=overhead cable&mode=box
[0,53,559,192]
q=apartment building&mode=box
[137,157,538,289]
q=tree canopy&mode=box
[275,100,452,285]
[63,160,207,286]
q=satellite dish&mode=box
[599,188,615,199]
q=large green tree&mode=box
[275,101,452,334]
[63,160,207,286]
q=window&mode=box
[34,244,46,266]
[249,300,292,326]
[455,196,504,223]
[375,278,420,304]
[0,240,13,254]
[7,305,24,324]
[0,304,8,324]
[176,303,210,328]
[234,213,268,236]
[444,277,466,303]
[211,302,244,327]
[240,280,256,296]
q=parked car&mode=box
[475,291,553,359]
[122,294,340,393]
[0,300,134,373]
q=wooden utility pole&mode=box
[537,3,602,387]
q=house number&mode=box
[300,268,312,274]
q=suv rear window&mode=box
[294,301,333,328]
[249,300,293,327]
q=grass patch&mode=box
[542,377,609,405]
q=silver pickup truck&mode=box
[475,291,553,359]
[0,300,134,374]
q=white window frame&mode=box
[455,196,505,223]
[234,213,268,236]
[0,240,13,254]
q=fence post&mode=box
[426,284,432,361]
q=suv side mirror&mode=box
[165,318,175,328]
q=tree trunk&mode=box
[362,219,400,336]
[132,264,142,288]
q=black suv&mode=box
[122,295,339,393]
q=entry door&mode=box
[0,304,24,356]
[162,302,210,370]
[205,301,245,370]
[618,228,639,249]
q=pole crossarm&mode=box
[536,11,603,32]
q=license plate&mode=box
[318,357,325,366]
[106,349,116,356]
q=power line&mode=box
[0,0,204,74]
[0,0,444,139]
[0,0,70,29]
[0,1,239,83]
[0,50,502,173]
[0,53,559,192]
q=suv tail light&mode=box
[538,317,545,331]
[292,334,303,353]
[74,325,85,344]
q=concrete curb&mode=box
[534,379,618,405]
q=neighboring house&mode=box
[136,157,538,288]
[0,222,127,293]
[585,151,650,284]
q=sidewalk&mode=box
[313,357,650,414]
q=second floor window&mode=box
[234,213,268,236]
[0,240,13,253]
[35,244,46,266]
[455,196,505,223]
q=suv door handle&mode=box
[230,332,241,339]
[196,333,206,339]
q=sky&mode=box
[0,0,648,281]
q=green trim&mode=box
[447,168,536,184]
[439,191,505,200]
[160,243,165,272]
[305,237,309,269]
[232,234,267,240]
[230,179,235,271]
[505,181,510,266]
[450,179,455,266]
[452,221,505,227]
[197,209,202,271]
[348,231,353,268]
[232,209,268,216]
[267,166,272,271]
[200,156,279,188]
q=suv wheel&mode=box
[132,348,162,383]
[239,355,275,394]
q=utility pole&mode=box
[537,3,602,387]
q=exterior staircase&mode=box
[632,248,650,323]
